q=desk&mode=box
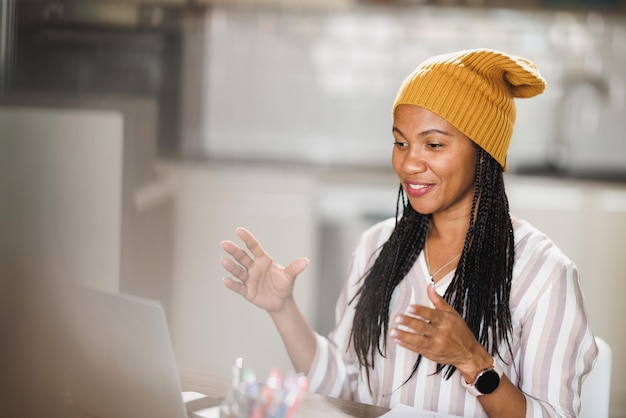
[297,393,389,417]
[180,368,390,418]
[184,393,390,418]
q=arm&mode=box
[391,284,527,418]
[391,262,598,418]
[514,263,598,417]
[221,227,317,373]
[267,295,317,373]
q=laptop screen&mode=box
[2,280,188,418]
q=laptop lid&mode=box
[2,280,188,418]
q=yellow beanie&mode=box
[392,48,546,170]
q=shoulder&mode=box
[511,216,575,270]
[510,216,580,314]
[359,216,396,247]
[348,217,396,273]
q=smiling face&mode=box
[392,104,478,218]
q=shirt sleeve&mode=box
[306,218,394,401]
[510,220,598,418]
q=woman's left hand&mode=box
[389,284,492,379]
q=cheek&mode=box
[452,145,478,179]
[437,153,476,193]
[453,158,477,193]
[459,156,477,179]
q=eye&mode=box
[393,140,408,149]
[428,142,443,149]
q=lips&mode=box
[405,182,434,197]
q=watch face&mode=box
[476,369,500,394]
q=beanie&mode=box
[392,48,546,170]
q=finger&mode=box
[222,277,247,297]
[389,326,429,349]
[406,304,436,323]
[285,257,309,277]
[221,240,254,269]
[236,227,268,259]
[393,312,432,336]
[427,283,453,311]
[220,258,248,282]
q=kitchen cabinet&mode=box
[164,163,626,416]
[0,105,124,293]
[167,163,319,380]
[0,94,177,321]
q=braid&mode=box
[441,148,514,378]
[351,186,430,384]
[350,148,514,386]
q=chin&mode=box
[407,202,436,216]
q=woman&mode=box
[220,49,598,418]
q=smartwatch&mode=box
[461,357,503,396]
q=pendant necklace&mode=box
[424,240,461,283]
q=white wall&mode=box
[193,6,626,176]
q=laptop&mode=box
[2,279,197,418]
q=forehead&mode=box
[393,105,466,138]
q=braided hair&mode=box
[350,147,514,385]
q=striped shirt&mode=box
[307,216,598,418]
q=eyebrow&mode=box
[392,126,451,138]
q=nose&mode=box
[396,146,427,174]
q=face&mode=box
[392,104,478,217]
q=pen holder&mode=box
[220,370,308,418]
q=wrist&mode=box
[459,350,494,384]
[267,294,297,316]
[461,356,504,397]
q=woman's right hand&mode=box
[220,227,309,313]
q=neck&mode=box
[425,217,468,283]
[428,215,469,247]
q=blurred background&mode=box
[1,0,625,416]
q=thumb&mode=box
[286,257,309,277]
[427,283,451,310]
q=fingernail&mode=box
[389,328,398,337]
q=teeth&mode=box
[408,184,427,190]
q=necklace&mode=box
[424,240,461,283]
